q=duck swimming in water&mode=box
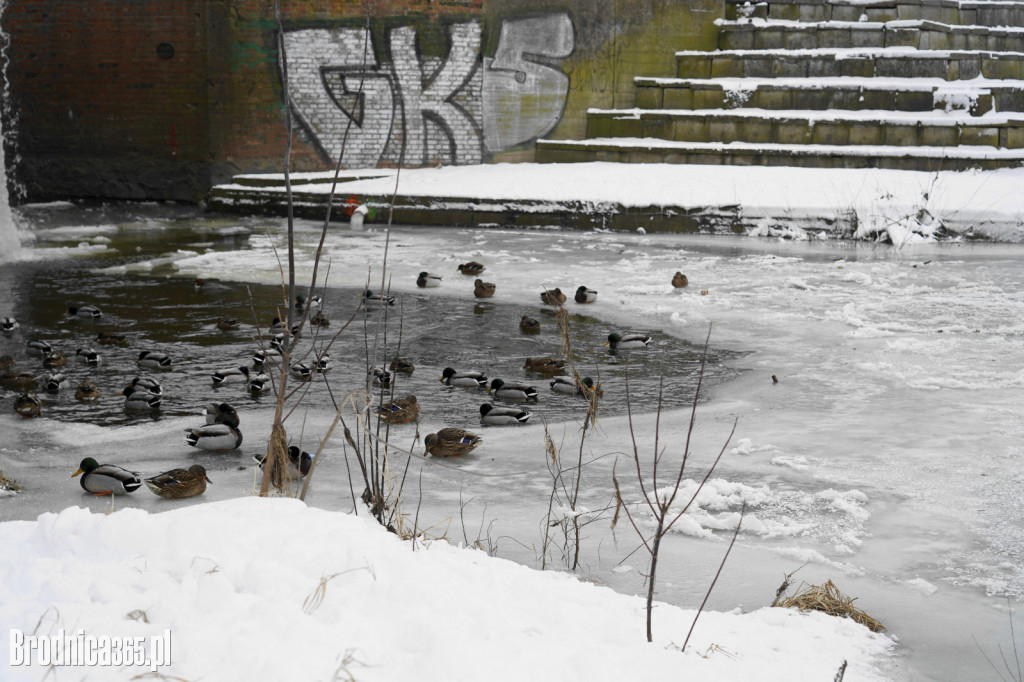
[604,333,652,350]
[73,457,141,495]
[488,378,539,401]
[76,348,101,366]
[672,272,689,288]
[75,379,100,401]
[440,367,487,388]
[479,403,531,426]
[122,385,162,412]
[137,350,172,369]
[211,366,250,386]
[519,316,541,334]
[67,305,102,321]
[1,317,18,333]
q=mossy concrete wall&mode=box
[1,0,721,203]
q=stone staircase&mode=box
[536,0,1024,170]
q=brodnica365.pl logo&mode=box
[10,628,172,672]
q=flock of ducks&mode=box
[2,263,693,494]
[393,262,692,456]
[0,305,237,499]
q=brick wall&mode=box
[1,0,719,202]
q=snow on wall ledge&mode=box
[0,497,896,681]
[206,162,1024,243]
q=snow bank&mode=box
[0,498,895,681]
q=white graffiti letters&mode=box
[283,14,573,168]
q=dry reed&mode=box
[775,579,885,633]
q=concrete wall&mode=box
[1,0,721,203]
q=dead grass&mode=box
[0,470,21,491]
[775,579,885,633]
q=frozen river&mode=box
[1,202,1023,681]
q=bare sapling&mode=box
[612,325,738,643]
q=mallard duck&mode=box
[26,339,53,357]
[129,376,163,396]
[424,428,481,457]
[75,379,100,401]
[361,290,395,307]
[195,278,230,293]
[523,357,567,375]
[216,317,239,331]
[457,262,485,276]
[204,402,240,428]
[269,318,301,336]
[575,286,598,304]
[369,367,392,388]
[145,464,211,499]
[212,366,250,386]
[185,423,243,451]
[550,376,598,395]
[76,348,101,366]
[390,357,415,374]
[252,348,282,367]
[440,367,487,388]
[417,271,442,288]
[45,372,68,393]
[540,288,566,305]
[290,363,314,381]
[14,393,41,418]
[96,331,128,346]
[479,403,531,425]
[254,445,313,479]
[67,305,102,321]
[672,272,689,288]
[0,355,14,371]
[2,372,38,390]
[122,385,162,412]
[1,317,18,333]
[316,353,333,372]
[42,351,68,368]
[295,294,322,313]
[519,316,541,334]
[73,457,141,495]
[137,350,172,368]
[377,395,419,423]
[605,333,652,350]
[488,378,538,401]
[310,311,330,327]
[247,373,271,394]
[474,279,496,298]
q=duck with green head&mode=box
[73,458,142,495]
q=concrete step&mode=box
[535,137,1024,170]
[726,0,1024,27]
[633,76,1024,114]
[585,108,1024,148]
[718,19,1024,52]
[676,48,1024,80]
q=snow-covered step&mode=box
[585,107,1024,149]
[718,18,1024,52]
[725,0,1024,28]
[676,48,1024,80]
[535,136,1024,170]
[632,76,1024,114]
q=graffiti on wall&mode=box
[282,13,574,168]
